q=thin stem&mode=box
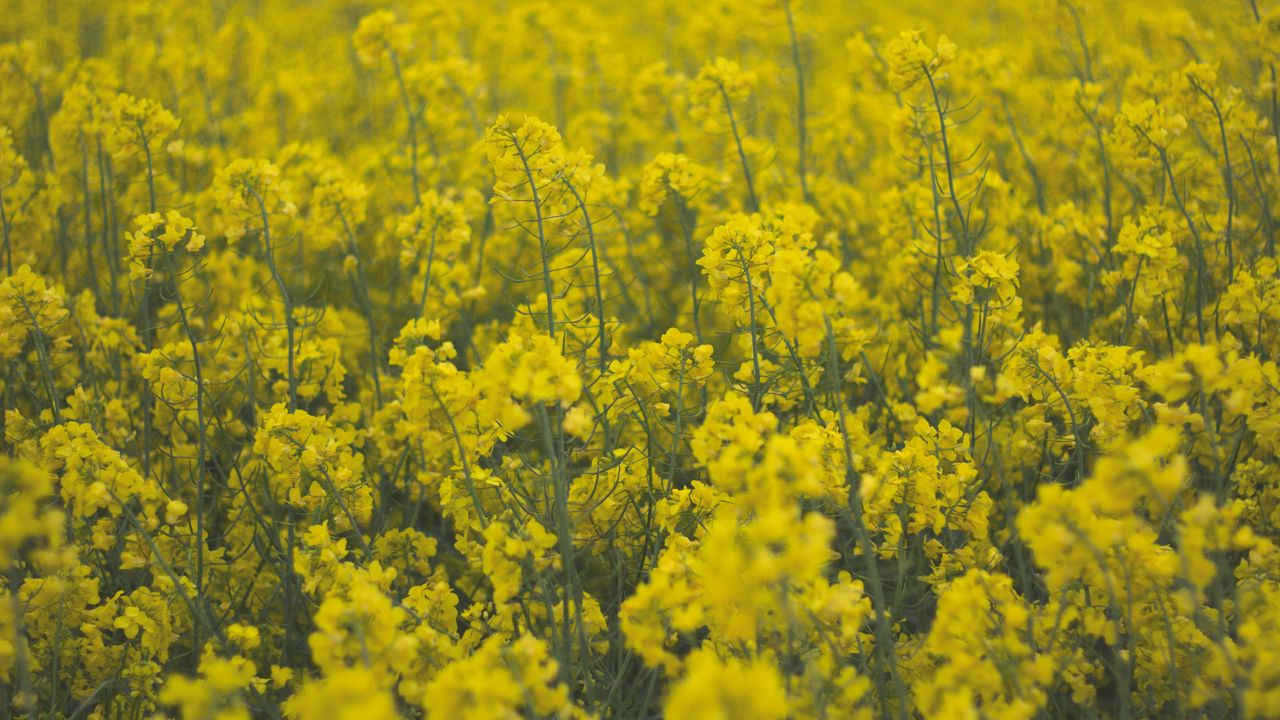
[782,0,810,203]
[824,317,909,719]
[338,208,382,406]
[739,247,763,410]
[720,86,759,212]
[252,189,298,409]
[511,134,557,338]
[563,177,608,373]
[390,52,422,206]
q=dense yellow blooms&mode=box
[0,0,1278,718]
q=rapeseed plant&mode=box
[0,0,1278,717]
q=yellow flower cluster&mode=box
[0,0,1278,718]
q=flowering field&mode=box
[1,0,1278,717]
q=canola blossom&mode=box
[2,0,1280,717]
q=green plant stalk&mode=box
[720,86,759,213]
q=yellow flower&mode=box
[353,10,412,68]
[665,649,789,720]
